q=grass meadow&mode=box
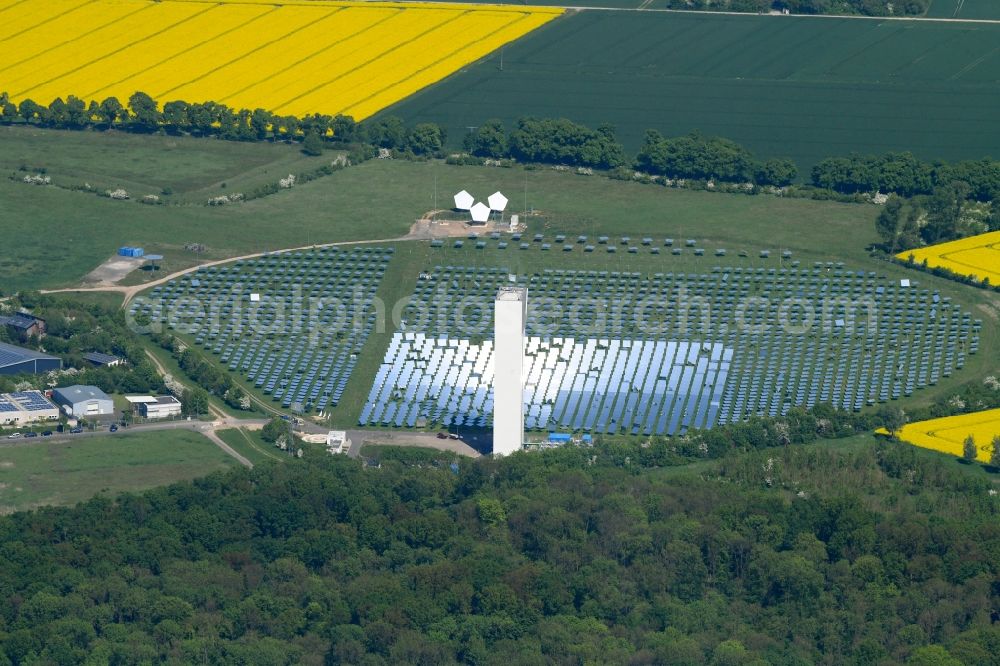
[3,129,997,430]
[215,428,287,467]
[0,126,886,291]
[0,429,236,513]
[385,10,1000,170]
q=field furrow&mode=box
[8,2,207,98]
[896,408,1000,462]
[898,231,1000,285]
[268,10,459,115]
[0,0,92,42]
[173,8,352,103]
[0,0,561,121]
[156,5,339,101]
[79,4,272,101]
[227,7,403,107]
[0,1,147,75]
[316,10,519,114]
[87,3,279,102]
[341,12,555,120]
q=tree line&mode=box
[0,431,995,664]
[147,331,252,416]
[663,0,930,17]
[4,90,998,199]
[0,91,451,157]
[874,186,1000,257]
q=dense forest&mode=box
[0,437,997,664]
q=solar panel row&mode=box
[131,247,393,413]
[360,263,979,432]
[361,333,731,435]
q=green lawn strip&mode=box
[137,339,258,420]
[214,427,285,466]
[320,240,432,426]
[0,158,424,292]
[0,125,331,200]
[359,443,460,463]
[0,429,236,513]
[384,11,1000,170]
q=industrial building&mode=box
[0,341,62,375]
[83,352,123,367]
[492,286,526,456]
[51,385,115,418]
[0,313,46,340]
[125,395,182,419]
[0,391,59,426]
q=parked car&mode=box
[448,433,460,440]
[70,427,83,434]
[41,431,52,437]
[7,433,22,439]
[24,432,38,438]
[110,424,118,432]
[436,432,448,439]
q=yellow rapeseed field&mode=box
[897,231,1000,286]
[891,408,1000,463]
[0,0,561,120]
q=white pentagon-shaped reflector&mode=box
[470,202,491,223]
[454,190,474,210]
[488,191,508,212]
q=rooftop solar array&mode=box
[131,247,393,413]
[0,391,56,413]
[9,391,56,411]
[0,342,59,368]
[360,263,979,433]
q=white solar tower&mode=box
[493,286,527,456]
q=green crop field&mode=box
[926,0,1000,19]
[0,429,237,513]
[385,11,1000,171]
[430,0,1000,15]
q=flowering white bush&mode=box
[984,376,999,390]
[142,194,160,204]
[279,174,296,189]
[762,457,776,487]
[22,174,51,185]
[207,193,244,206]
[107,188,129,200]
